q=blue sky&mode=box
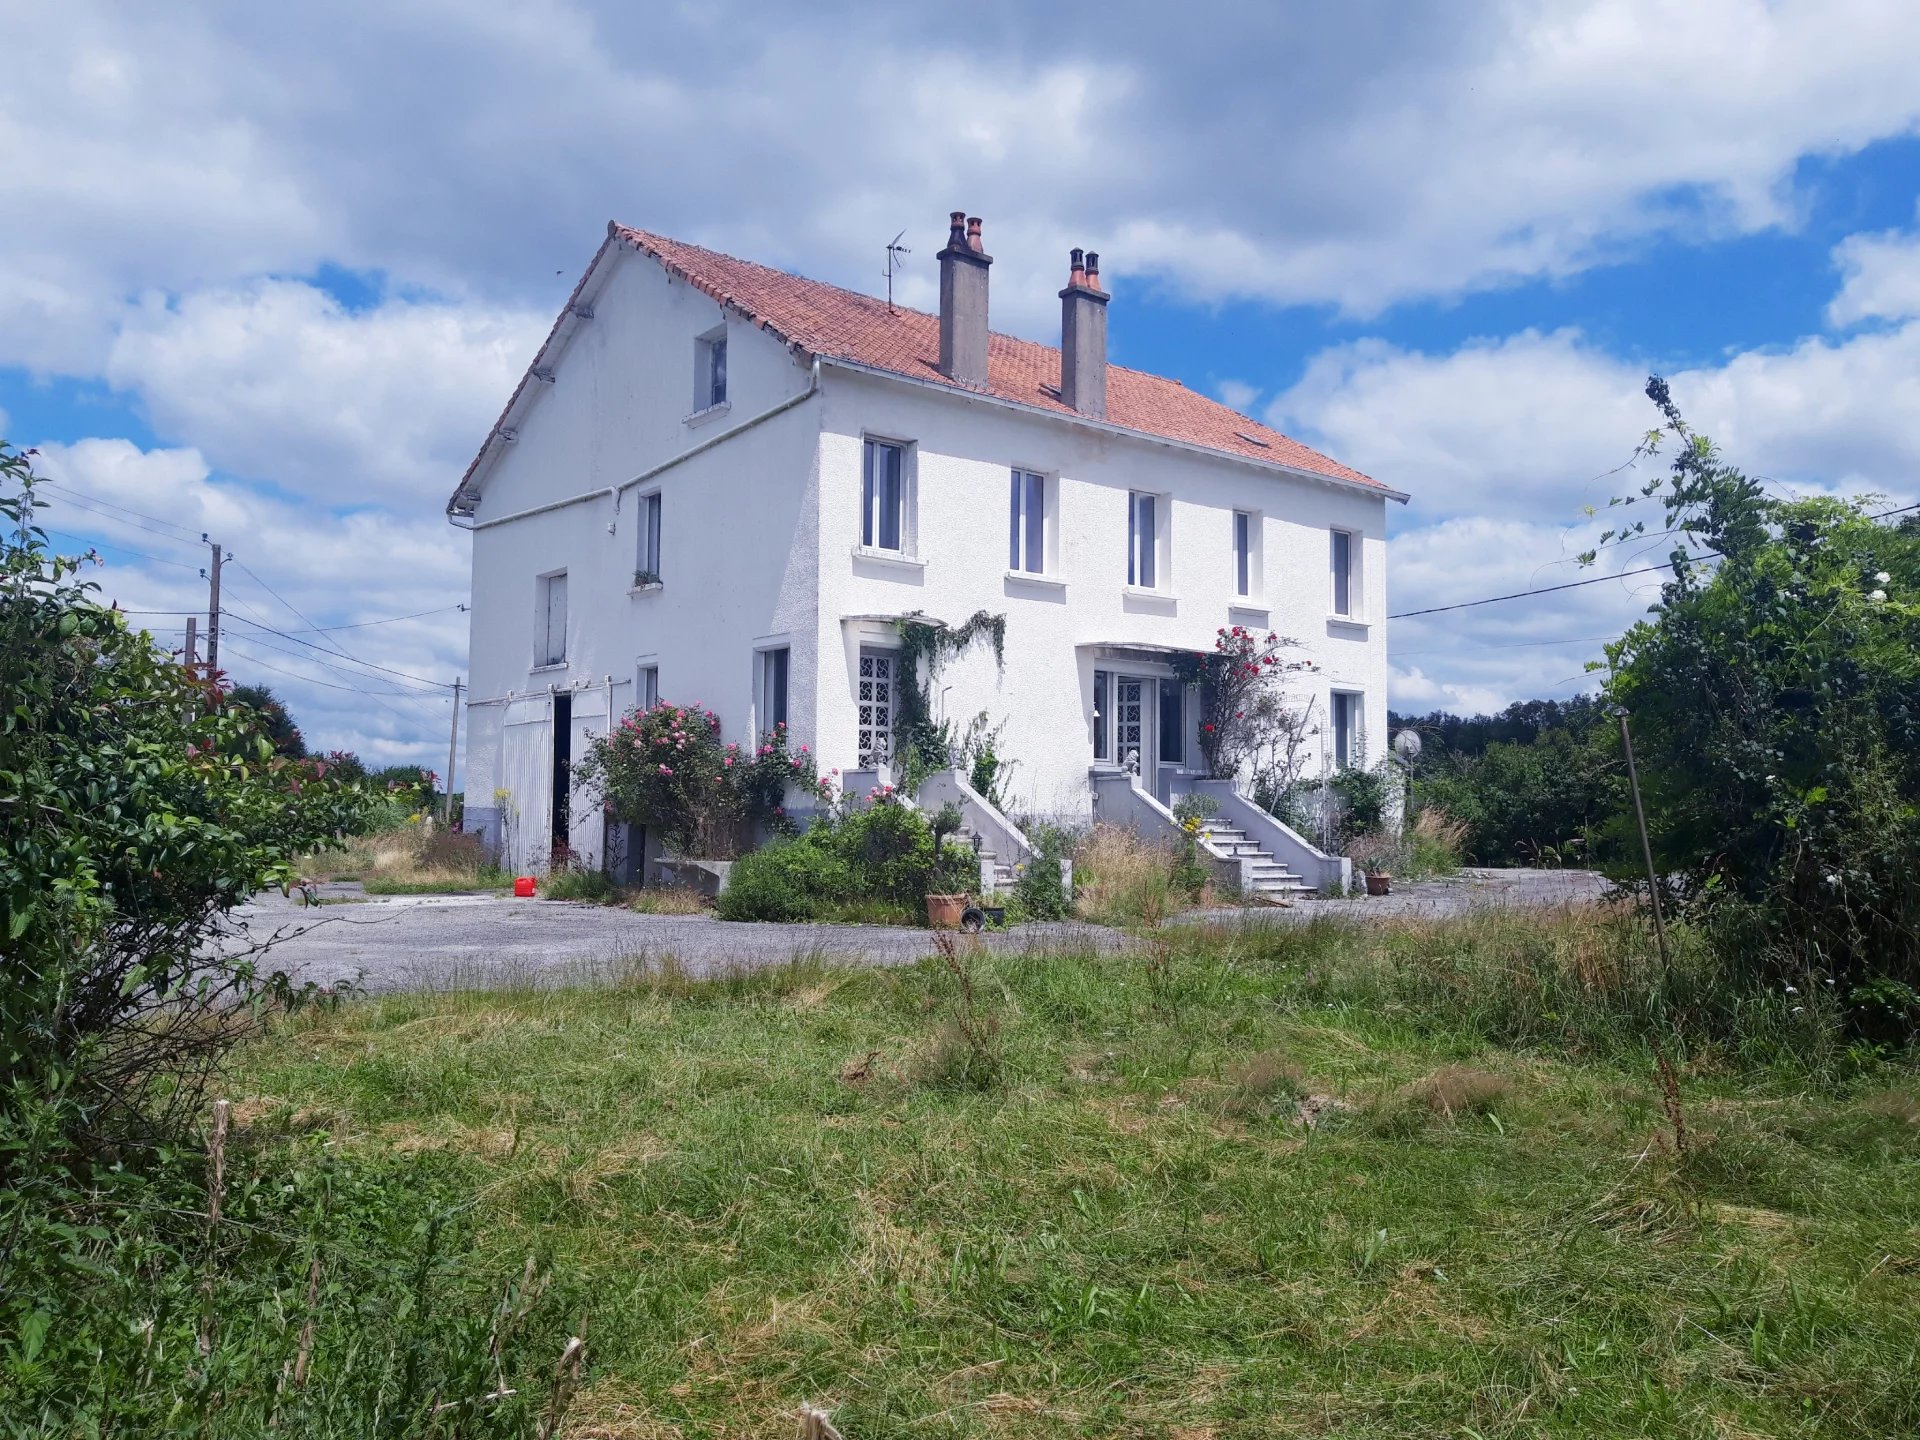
[6,1,1920,766]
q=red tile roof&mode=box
[451,223,1392,512]
[614,224,1385,492]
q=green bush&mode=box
[544,866,618,902]
[717,836,854,921]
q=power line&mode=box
[39,479,204,542]
[221,623,449,698]
[217,638,449,699]
[218,611,454,691]
[1391,500,1919,621]
[44,528,202,571]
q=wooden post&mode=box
[204,537,224,673]
[446,677,463,825]
[1614,707,1672,979]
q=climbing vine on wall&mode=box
[892,609,1006,785]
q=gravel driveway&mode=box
[220,867,1611,994]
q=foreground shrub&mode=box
[0,444,379,1155]
[1604,379,1920,1032]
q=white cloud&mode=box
[33,439,469,766]
[4,0,1920,364]
[1274,305,1920,713]
[1828,208,1920,324]
[1215,379,1260,413]
[103,282,544,507]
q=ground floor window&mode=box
[638,664,658,710]
[857,649,895,768]
[1092,669,1110,760]
[1331,690,1362,768]
[1115,676,1146,772]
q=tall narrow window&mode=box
[539,572,567,666]
[1128,492,1157,588]
[1008,469,1046,573]
[1092,669,1110,760]
[1233,510,1252,597]
[857,650,895,767]
[760,647,789,731]
[695,329,727,410]
[1158,680,1185,764]
[1332,691,1361,768]
[636,492,662,582]
[638,664,658,710]
[1331,529,1353,617]
[862,439,905,552]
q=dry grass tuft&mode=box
[1411,1064,1514,1118]
[1217,1050,1305,1118]
[626,887,711,916]
[1073,824,1198,927]
[1861,1089,1920,1127]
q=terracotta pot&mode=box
[925,893,969,928]
[1365,872,1392,897]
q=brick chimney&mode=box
[937,211,991,388]
[1058,247,1108,418]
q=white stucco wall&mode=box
[460,247,823,870]
[808,368,1392,823]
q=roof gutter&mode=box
[452,357,822,533]
[816,355,1409,504]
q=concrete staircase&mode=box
[1196,818,1312,903]
[954,826,1018,894]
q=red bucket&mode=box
[513,876,536,898]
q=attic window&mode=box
[694,327,727,410]
[1234,431,1271,449]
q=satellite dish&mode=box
[1392,728,1423,762]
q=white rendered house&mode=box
[449,214,1406,889]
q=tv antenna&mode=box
[883,230,910,311]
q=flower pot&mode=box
[925,893,968,928]
[1365,872,1392,896]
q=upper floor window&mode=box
[1233,510,1253,597]
[695,328,727,410]
[862,438,906,552]
[1127,491,1158,589]
[1330,528,1354,617]
[759,646,790,732]
[635,491,662,583]
[538,571,568,666]
[1008,469,1047,573]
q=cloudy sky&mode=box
[7,0,1920,767]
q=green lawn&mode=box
[233,917,1920,1438]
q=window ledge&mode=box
[1123,585,1177,601]
[683,401,731,428]
[1005,569,1066,591]
[530,661,569,674]
[628,581,663,596]
[1327,614,1370,631]
[1229,603,1271,623]
[852,546,926,571]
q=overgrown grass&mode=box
[212,909,1920,1437]
[306,823,511,894]
[1072,822,1210,926]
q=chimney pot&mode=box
[1058,242,1110,418]
[938,209,992,387]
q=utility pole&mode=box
[445,678,463,826]
[1613,706,1672,978]
[184,615,198,677]
[202,535,224,673]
